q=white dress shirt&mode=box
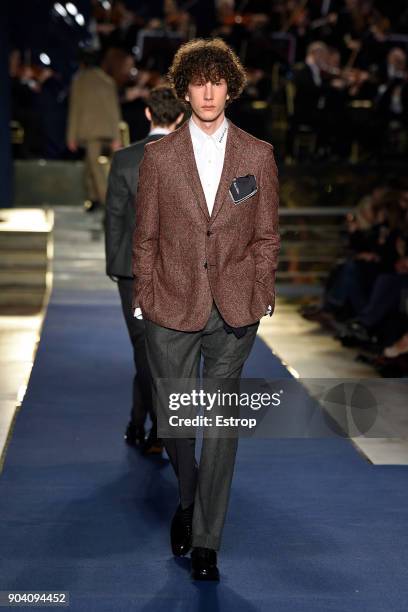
[188,115,228,216]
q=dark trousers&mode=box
[325,259,380,315]
[144,302,259,551]
[117,278,154,430]
[359,273,408,342]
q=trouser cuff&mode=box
[192,533,221,551]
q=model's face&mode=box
[185,77,229,123]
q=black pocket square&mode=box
[229,174,258,204]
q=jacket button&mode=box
[207,230,212,236]
[204,261,208,269]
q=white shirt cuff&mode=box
[134,307,143,319]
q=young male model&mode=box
[105,86,184,451]
[132,38,280,581]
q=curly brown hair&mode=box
[167,38,247,106]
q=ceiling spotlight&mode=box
[40,53,51,65]
[66,2,78,16]
[75,13,85,26]
[102,0,111,9]
[54,3,67,17]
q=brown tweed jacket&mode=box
[132,118,280,331]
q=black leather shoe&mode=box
[124,421,145,447]
[337,320,378,349]
[142,428,164,455]
[84,200,101,213]
[191,547,220,581]
[170,503,194,557]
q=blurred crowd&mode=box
[301,184,408,375]
[9,0,408,161]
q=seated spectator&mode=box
[338,192,408,347]
[300,184,391,321]
[376,47,407,86]
[340,258,408,348]
[101,1,144,54]
[375,48,408,152]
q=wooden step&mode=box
[0,287,45,308]
[0,250,48,269]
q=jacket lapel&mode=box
[172,118,243,224]
[172,120,210,222]
[209,120,242,224]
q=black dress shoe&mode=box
[124,421,145,447]
[141,428,164,455]
[337,320,378,349]
[170,503,194,557]
[84,200,101,213]
[191,547,220,581]
[142,438,164,455]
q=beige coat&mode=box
[67,67,121,143]
[132,119,280,331]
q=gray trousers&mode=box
[117,278,154,428]
[144,302,259,551]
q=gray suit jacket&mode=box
[105,133,164,278]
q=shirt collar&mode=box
[189,116,228,152]
[148,126,171,136]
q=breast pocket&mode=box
[229,174,258,205]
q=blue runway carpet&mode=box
[1,285,408,611]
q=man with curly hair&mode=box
[132,38,280,581]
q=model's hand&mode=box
[67,140,77,152]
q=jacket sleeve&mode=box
[108,80,121,142]
[252,144,280,297]
[132,145,159,308]
[105,154,128,276]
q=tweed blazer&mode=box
[132,118,280,331]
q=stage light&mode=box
[102,1,111,9]
[75,13,85,26]
[40,53,51,65]
[66,2,78,16]
[54,3,67,17]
